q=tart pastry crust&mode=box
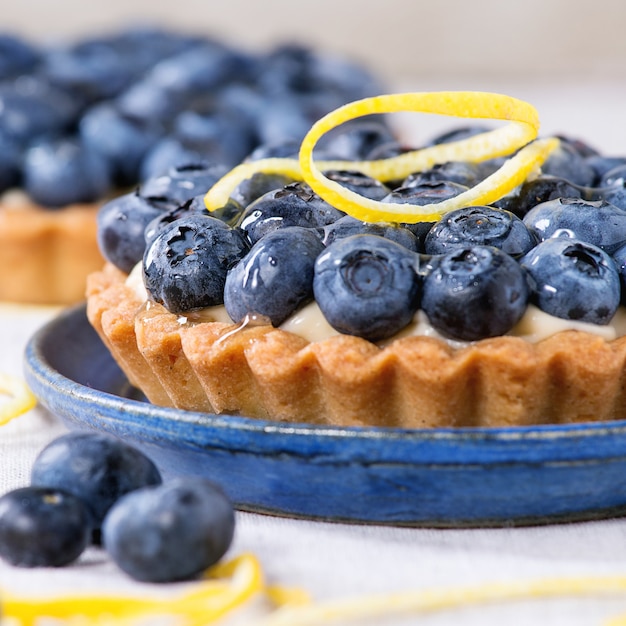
[86,264,626,428]
[1,202,104,305]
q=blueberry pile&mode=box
[0,28,383,206]
[0,432,235,582]
[97,122,626,343]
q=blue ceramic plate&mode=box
[23,305,626,527]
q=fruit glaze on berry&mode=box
[88,91,626,427]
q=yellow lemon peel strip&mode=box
[1,553,264,626]
[0,373,37,425]
[257,575,626,626]
[204,91,559,223]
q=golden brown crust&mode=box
[0,202,105,305]
[86,264,626,428]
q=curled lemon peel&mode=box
[1,553,265,625]
[256,575,626,626]
[204,91,559,223]
[0,373,37,425]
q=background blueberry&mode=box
[313,234,420,342]
[23,135,112,207]
[224,226,324,326]
[422,245,529,341]
[143,214,250,312]
[30,432,162,534]
[520,237,620,324]
[323,170,391,201]
[0,486,91,567]
[102,477,235,583]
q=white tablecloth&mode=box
[5,81,626,624]
[4,307,626,626]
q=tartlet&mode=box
[86,91,626,428]
[86,263,626,427]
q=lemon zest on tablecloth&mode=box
[204,91,559,223]
[0,373,37,425]
[1,553,267,625]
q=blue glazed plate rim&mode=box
[22,304,626,459]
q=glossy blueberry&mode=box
[0,487,91,567]
[79,103,163,185]
[323,170,391,201]
[225,226,324,325]
[499,175,583,218]
[143,214,250,312]
[425,206,536,257]
[30,432,162,533]
[139,162,229,207]
[238,182,345,245]
[598,165,626,211]
[523,198,626,254]
[313,234,420,342]
[23,135,111,207]
[422,246,529,341]
[102,477,235,583]
[520,237,620,324]
[98,190,169,273]
[322,215,419,251]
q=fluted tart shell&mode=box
[86,263,626,428]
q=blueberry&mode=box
[586,156,626,185]
[313,234,420,342]
[102,478,235,583]
[499,175,583,217]
[0,76,79,144]
[238,182,345,245]
[611,243,626,305]
[23,135,111,207]
[224,226,324,326]
[97,190,169,273]
[230,171,295,208]
[383,181,470,249]
[520,237,620,324]
[172,110,254,168]
[139,137,207,180]
[322,215,419,251]
[523,198,626,254]
[30,432,162,534]
[317,119,397,161]
[0,34,41,80]
[427,125,491,146]
[541,141,596,187]
[143,214,250,312]
[0,487,91,567]
[323,170,391,201]
[139,162,229,207]
[79,103,163,186]
[144,195,243,245]
[422,246,529,341]
[116,79,186,126]
[425,206,536,257]
[403,161,484,188]
[598,165,626,211]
